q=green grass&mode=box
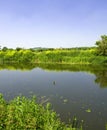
[0,94,82,130]
[0,47,107,64]
[34,48,107,64]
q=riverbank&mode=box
[0,47,107,64]
[0,94,82,130]
[34,48,107,64]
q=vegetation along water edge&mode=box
[0,35,107,64]
[0,94,83,130]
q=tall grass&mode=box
[34,48,107,64]
[0,47,107,64]
[0,94,82,130]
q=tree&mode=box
[16,47,22,51]
[96,35,107,56]
[2,46,8,51]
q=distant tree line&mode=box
[0,35,107,64]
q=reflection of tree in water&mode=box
[0,63,36,71]
[0,63,107,88]
[38,64,107,88]
[94,70,107,88]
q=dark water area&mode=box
[0,63,107,130]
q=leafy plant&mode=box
[0,94,82,130]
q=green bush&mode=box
[0,47,107,64]
[0,94,82,130]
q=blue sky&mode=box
[0,0,107,48]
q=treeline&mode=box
[0,48,35,63]
[34,47,107,64]
[0,47,107,64]
[34,47,96,63]
[0,35,107,64]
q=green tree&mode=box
[96,35,107,56]
[2,47,8,52]
[16,47,22,51]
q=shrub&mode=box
[0,94,82,130]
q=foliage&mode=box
[16,47,23,51]
[96,35,107,56]
[0,94,82,130]
[0,49,36,63]
[0,47,107,64]
[34,48,97,64]
[2,47,8,52]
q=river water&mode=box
[0,63,107,130]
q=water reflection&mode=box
[0,63,35,70]
[0,63,107,88]
[95,70,107,88]
[0,63,107,130]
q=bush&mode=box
[0,94,82,130]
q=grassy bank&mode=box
[34,48,107,64]
[0,47,107,64]
[0,94,82,130]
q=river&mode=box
[0,63,107,130]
